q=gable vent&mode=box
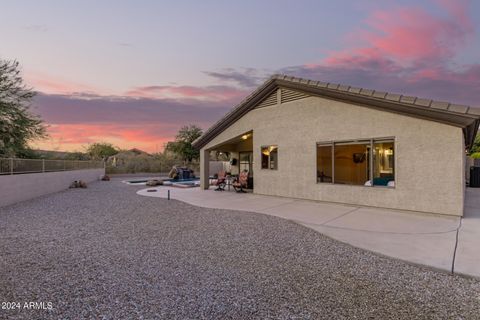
[255,90,277,109]
[281,88,309,103]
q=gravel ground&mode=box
[1,179,479,319]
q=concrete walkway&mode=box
[455,188,480,277]
[137,186,480,279]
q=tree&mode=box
[0,59,46,157]
[470,132,480,159]
[86,142,119,160]
[470,133,480,154]
[165,125,203,164]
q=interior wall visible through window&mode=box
[334,141,370,186]
[261,146,278,170]
[373,140,395,187]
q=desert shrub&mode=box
[471,152,480,159]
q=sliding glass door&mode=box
[239,152,253,176]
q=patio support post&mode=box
[200,148,210,190]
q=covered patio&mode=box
[200,131,254,191]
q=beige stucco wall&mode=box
[0,169,104,208]
[201,94,465,216]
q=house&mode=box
[192,75,480,216]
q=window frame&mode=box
[316,137,395,188]
[372,139,395,186]
[260,145,278,170]
[316,143,334,183]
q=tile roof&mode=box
[193,74,480,149]
[273,74,478,115]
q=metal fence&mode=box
[0,158,105,175]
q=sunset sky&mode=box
[1,0,479,153]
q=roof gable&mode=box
[193,74,480,149]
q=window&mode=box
[261,145,278,170]
[334,141,370,185]
[317,138,395,187]
[373,140,395,186]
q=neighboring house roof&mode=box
[111,148,152,159]
[193,74,480,150]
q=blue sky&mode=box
[1,0,479,151]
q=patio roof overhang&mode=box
[204,131,253,152]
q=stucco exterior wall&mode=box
[201,95,465,216]
[0,169,105,208]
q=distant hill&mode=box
[32,149,90,160]
[32,148,153,160]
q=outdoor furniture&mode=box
[224,175,234,191]
[232,171,248,193]
[214,171,227,191]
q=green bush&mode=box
[471,152,480,159]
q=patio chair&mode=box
[232,171,248,193]
[214,171,227,191]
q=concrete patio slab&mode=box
[137,185,479,278]
[259,200,357,225]
[140,187,298,212]
[323,206,460,234]
[307,224,457,272]
[454,188,480,278]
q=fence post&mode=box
[10,158,13,175]
[42,159,45,173]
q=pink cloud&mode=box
[25,72,102,95]
[326,1,473,68]
[282,0,480,106]
[29,71,251,152]
[31,91,234,153]
[33,123,179,153]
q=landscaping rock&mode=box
[1,179,479,319]
[145,180,157,186]
[68,180,87,188]
[146,179,164,186]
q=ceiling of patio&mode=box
[207,131,253,152]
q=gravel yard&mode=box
[1,179,479,319]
